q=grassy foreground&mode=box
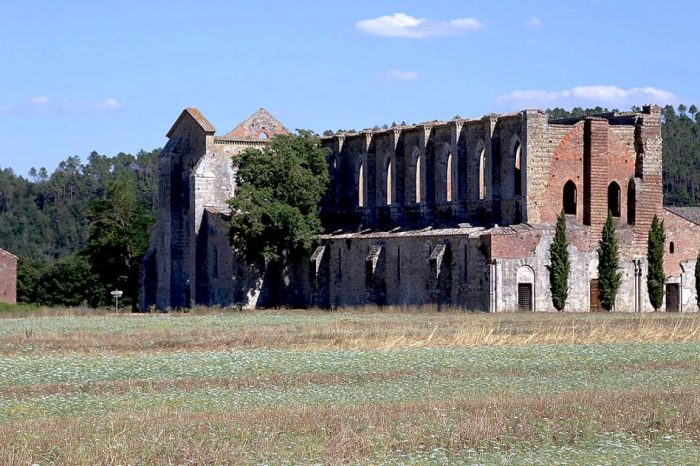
[0,309,699,464]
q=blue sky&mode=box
[1,0,698,176]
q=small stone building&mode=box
[0,247,17,305]
[142,105,700,312]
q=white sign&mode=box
[111,290,123,298]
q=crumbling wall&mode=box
[0,249,17,305]
[316,230,489,310]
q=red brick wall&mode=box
[663,210,700,276]
[0,249,17,304]
[489,233,541,260]
[542,123,585,224]
[584,119,609,239]
[606,129,636,224]
[543,122,635,230]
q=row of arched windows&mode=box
[561,178,635,224]
[355,139,522,208]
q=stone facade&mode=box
[141,108,290,310]
[142,105,700,312]
[0,248,17,305]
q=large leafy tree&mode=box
[84,173,154,309]
[0,149,158,305]
[548,209,571,311]
[647,214,666,311]
[228,130,329,293]
[597,211,622,311]
[34,255,103,307]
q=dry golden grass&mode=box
[2,308,699,355]
[2,388,698,465]
[2,308,700,464]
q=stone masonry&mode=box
[142,105,700,312]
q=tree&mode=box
[647,214,666,310]
[548,209,570,310]
[597,211,622,311]
[84,173,154,309]
[695,251,700,310]
[34,255,103,307]
[228,131,329,301]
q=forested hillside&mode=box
[0,150,158,307]
[1,105,699,307]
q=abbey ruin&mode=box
[141,105,700,312]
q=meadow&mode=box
[0,308,699,464]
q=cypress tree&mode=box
[695,250,700,309]
[548,209,570,311]
[597,211,622,311]
[647,214,666,311]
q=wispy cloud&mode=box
[356,12,483,38]
[31,96,50,105]
[523,16,543,28]
[495,85,678,108]
[0,96,122,115]
[382,69,420,81]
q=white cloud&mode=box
[101,98,121,110]
[0,97,121,114]
[495,85,678,108]
[523,16,543,28]
[356,12,483,38]
[382,69,420,81]
[56,97,122,112]
[31,96,50,105]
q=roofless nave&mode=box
[140,105,700,313]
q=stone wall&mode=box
[0,249,17,305]
[141,108,290,310]
[143,105,693,313]
[310,228,490,310]
[322,112,530,228]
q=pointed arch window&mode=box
[358,161,364,207]
[627,180,636,225]
[415,154,422,204]
[446,152,453,202]
[514,142,522,196]
[608,181,621,217]
[479,147,486,200]
[563,180,577,215]
[386,158,393,206]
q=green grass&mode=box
[0,310,699,464]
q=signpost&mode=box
[111,290,123,312]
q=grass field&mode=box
[1,308,699,464]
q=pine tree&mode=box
[548,209,570,311]
[695,250,700,309]
[597,211,622,311]
[647,214,666,310]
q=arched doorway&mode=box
[608,182,621,217]
[563,180,577,215]
[627,180,635,225]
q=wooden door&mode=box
[518,283,533,311]
[666,284,680,312]
[590,279,602,312]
